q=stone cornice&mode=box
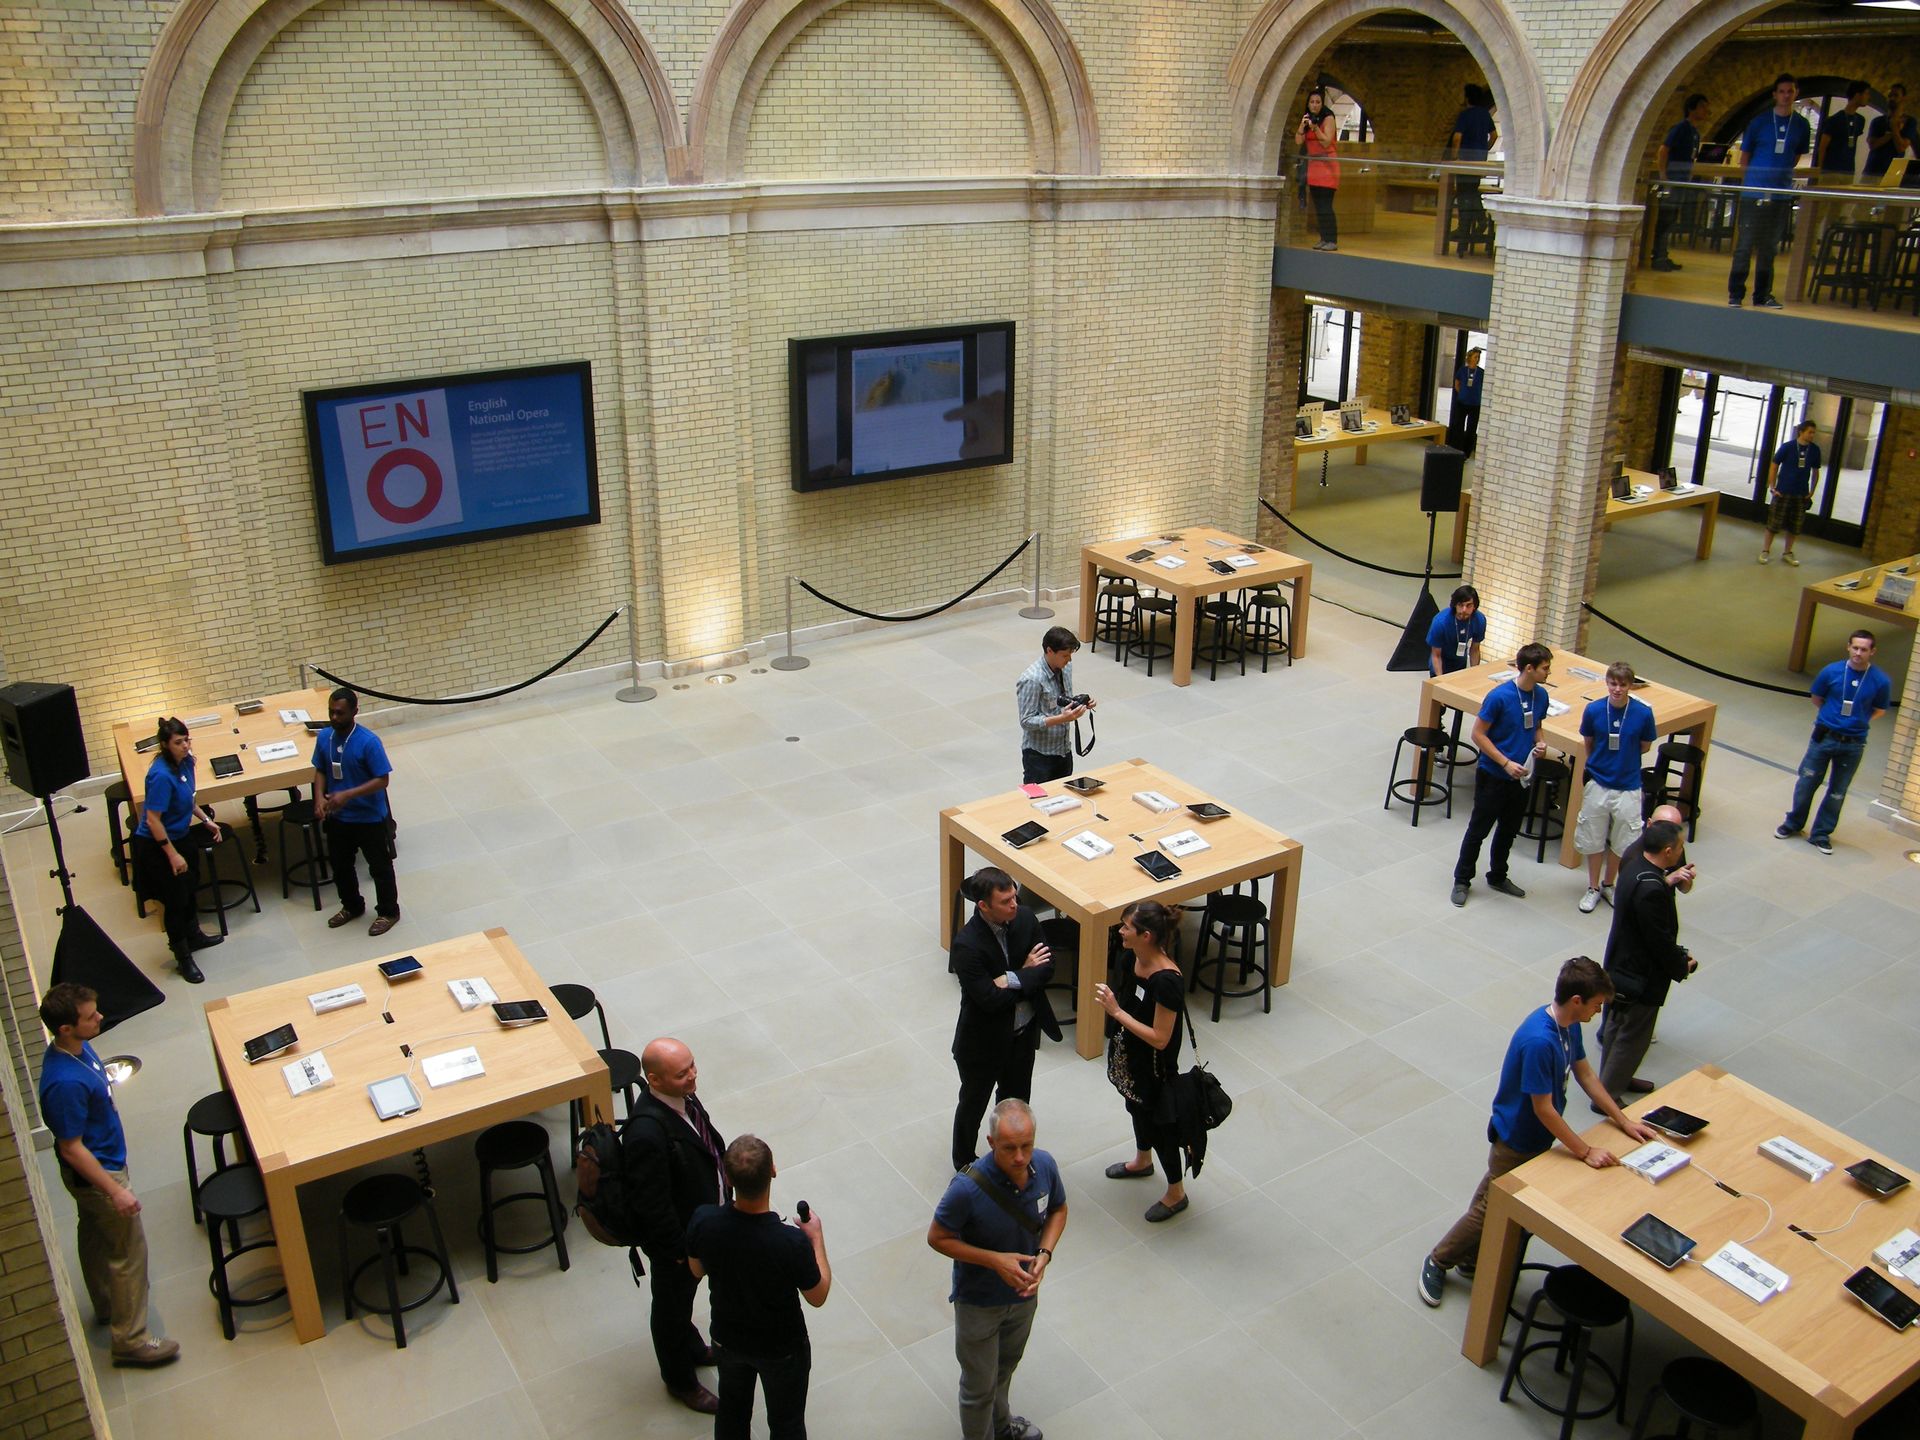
[1482,195,1644,260]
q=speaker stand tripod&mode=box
[1386,509,1445,671]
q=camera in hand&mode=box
[1062,694,1092,710]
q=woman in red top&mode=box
[1298,88,1340,251]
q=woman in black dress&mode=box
[1094,900,1188,1222]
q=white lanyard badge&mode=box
[331,724,355,782]
[1839,668,1861,718]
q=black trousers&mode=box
[131,831,201,951]
[1453,769,1527,885]
[1455,404,1480,457]
[1021,749,1072,785]
[717,1339,812,1440]
[952,1028,1039,1172]
[1729,196,1789,302]
[1128,1095,1183,1184]
[649,1256,706,1391]
[1308,185,1338,244]
[324,817,398,918]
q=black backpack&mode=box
[574,1111,670,1282]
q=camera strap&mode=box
[1071,711,1095,758]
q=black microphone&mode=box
[795,1201,811,1223]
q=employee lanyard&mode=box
[1773,116,1790,154]
[1607,700,1626,749]
[1518,682,1538,729]
[330,724,355,781]
[1839,666,1863,715]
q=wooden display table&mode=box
[1416,652,1716,869]
[1078,525,1312,688]
[1464,1066,1920,1439]
[1294,407,1447,483]
[1788,554,1920,672]
[204,929,610,1341]
[938,758,1303,1059]
[1452,473,1719,564]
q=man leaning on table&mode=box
[1420,956,1656,1307]
[1777,628,1891,855]
[311,686,400,936]
[1450,643,1552,908]
[1015,626,1093,785]
[1426,584,1485,677]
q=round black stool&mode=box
[338,1172,458,1349]
[192,821,260,936]
[476,1121,570,1282]
[1243,587,1290,671]
[278,796,331,911]
[1500,1264,1635,1440]
[1194,599,1247,681]
[1384,726,1455,826]
[571,1047,642,1156]
[183,1091,252,1227]
[1644,741,1705,840]
[1189,884,1271,1022]
[1629,1355,1759,1440]
[1092,576,1138,658]
[549,983,612,1049]
[106,778,134,886]
[1126,595,1177,675]
[196,1165,285,1340]
[1521,757,1572,862]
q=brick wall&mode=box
[1257,286,1306,549]
[1356,310,1426,409]
[1863,404,1920,561]
[1304,39,1490,157]
[1617,356,1666,470]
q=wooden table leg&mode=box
[1461,1177,1527,1366]
[1171,594,1197,687]
[1558,745,1586,870]
[1077,554,1097,645]
[1452,495,1469,564]
[1289,566,1312,660]
[1785,193,1818,303]
[1794,1411,1851,1440]
[1788,590,1819,672]
[1696,493,1718,560]
[264,1168,324,1342]
[938,812,963,952]
[1074,916,1106,1059]
[1268,860,1300,987]
[1354,444,1369,465]
[1417,680,1445,732]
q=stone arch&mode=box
[133,0,688,215]
[1551,0,1788,205]
[686,0,1098,182]
[1227,0,1550,195]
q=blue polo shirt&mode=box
[39,1042,127,1172]
[1477,679,1547,776]
[1425,609,1487,674]
[1770,440,1821,498]
[141,754,198,841]
[310,724,392,823]
[1455,364,1484,408]
[933,1149,1064,1307]
[1812,661,1891,738]
[1741,109,1810,190]
[1490,1006,1584,1155]
[1580,696,1659,790]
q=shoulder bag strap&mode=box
[965,1163,1043,1236]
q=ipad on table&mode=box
[1621,1213,1695,1269]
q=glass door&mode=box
[1303,303,1359,403]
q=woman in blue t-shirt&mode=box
[131,717,223,982]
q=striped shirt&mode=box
[1016,654,1074,757]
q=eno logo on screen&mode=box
[336,390,464,542]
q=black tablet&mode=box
[1845,1267,1920,1330]
[1134,851,1181,882]
[377,955,424,982]
[1642,1105,1708,1140]
[1125,547,1155,563]
[1207,559,1236,576]
[243,1022,298,1065]
[1187,802,1230,821]
[492,1000,549,1027]
[1001,820,1048,849]
[209,754,244,778]
[1063,776,1105,793]
[1846,1159,1911,1196]
[1621,1212,1695,1269]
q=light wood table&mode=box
[938,757,1304,1059]
[1417,652,1716,869]
[113,685,336,861]
[1788,554,1920,672]
[204,928,611,1342]
[1452,473,1719,564]
[1295,407,1447,488]
[1464,1066,1920,1439]
[1078,525,1312,688]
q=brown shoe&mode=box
[368,914,399,938]
[111,1337,181,1368]
[1626,1077,1656,1094]
[668,1383,719,1415]
[327,908,364,929]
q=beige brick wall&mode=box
[1356,309,1426,409]
[1304,39,1490,158]
[1257,285,1306,549]
[1509,0,1625,116]
[1863,404,1920,562]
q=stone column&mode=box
[1464,198,1641,657]
[1256,286,1306,549]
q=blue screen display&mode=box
[305,362,598,563]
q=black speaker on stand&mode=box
[1387,445,1466,672]
[0,682,164,1030]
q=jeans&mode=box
[1021,748,1072,785]
[954,1299,1038,1440]
[716,1339,811,1440]
[325,817,399,918]
[1453,769,1526,885]
[1729,195,1789,301]
[1785,730,1867,842]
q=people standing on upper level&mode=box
[1816,80,1869,179]
[1651,93,1710,272]
[1298,87,1340,252]
[1862,82,1918,183]
[1449,84,1499,257]
[1729,74,1812,309]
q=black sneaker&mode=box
[1419,1254,1447,1307]
[1651,258,1681,272]
[998,1419,1044,1440]
[1727,297,1742,307]
[1756,296,1784,310]
[1775,823,1801,840]
[1809,835,1833,855]
[1488,877,1527,899]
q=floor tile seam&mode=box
[1229,1268,1429,1428]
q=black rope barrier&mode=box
[312,607,625,706]
[1258,499,1463,580]
[1582,603,1813,699]
[799,534,1034,623]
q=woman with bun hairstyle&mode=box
[1095,900,1189,1221]
[130,717,223,983]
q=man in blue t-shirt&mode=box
[929,1100,1066,1440]
[1451,642,1552,908]
[36,984,180,1367]
[1450,349,1485,457]
[1449,84,1498,256]
[1426,584,1487,676]
[1729,74,1812,308]
[1760,420,1821,566]
[1863,83,1918,182]
[1420,957,1655,1306]
[1574,662,1660,913]
[1816,81,1869,178]
[1777,629,1893,854]
[311,686,400,935]
[1651,93,1710,270]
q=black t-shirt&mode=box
[1818,110,1864,174]
[1661,120,1699,178]
[686,1204,820,1355]
[1120,965,1185,1095]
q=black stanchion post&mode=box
[771,574,810,671]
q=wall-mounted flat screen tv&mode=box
[304,361,599,564]
[789,322,1014,492]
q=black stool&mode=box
[193,821,260,936]
[1500,1264,1635,1440]
[550,983,612,1049]
[184,1091,253,1226]
[1039,915,1080,1023]
[1092,575,1138,658]
[476,1121,570,1282]
[571,1047,642,1155]
[1629,1356,1759,1440]
[196,1165,285,1340]
[1189,882,1271,1021]
[278,796,331,911]
[1644,741,1704,840]
[1242,587,1291,671]
[1126,595,1177,675]
[1384,726,1455,826]
[1806,220,1885,309]
[1881,223,1920,317]
[106,779,134,886]
[1194,598,1247,681]
[1521,757,1572,862]
[242,788,302,865]
[338,1172,458,1349]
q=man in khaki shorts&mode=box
[1575,662,1660,913]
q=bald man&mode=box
[626,1038,730,1414]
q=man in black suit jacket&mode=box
[626,1036,729,1415]
[951,867,1061,1172]
[1597,821,1697,1102]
